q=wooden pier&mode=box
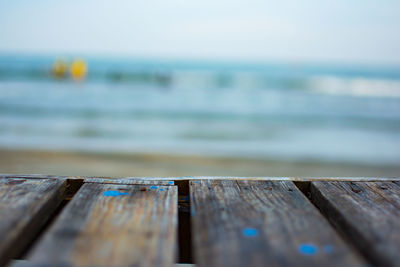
[1,174,399,267]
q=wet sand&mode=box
[0,149,399,178]
[2,148,399,267]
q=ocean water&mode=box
[0,55,400,166]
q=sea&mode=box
[1,55,400,166]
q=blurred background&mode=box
[0,0,399,177]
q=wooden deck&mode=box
[1,174,400,267]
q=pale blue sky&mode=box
[0,0,399,64]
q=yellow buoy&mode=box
[70,59,88,81]
[51,59,68,79]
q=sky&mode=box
[0,0,399,64]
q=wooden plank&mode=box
[0,178,66,266]
[190,180,366,267]
[0,174,178,182]
[0,174,174,185]
[27,183,178,267]
[310,181,400,267]
[0,174,98,180]
[84,177,174,185]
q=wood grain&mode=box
[190,180,366,267]
[28,183,178,267]
[311,181,400,267]
[0,178,66,266]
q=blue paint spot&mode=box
[323,245,334,254]
[299,244,317,255]
[104,190,129,197]
[159,188,165,191]
[149,186,158,189]
[168,181,174,185]
[242,228,259,237]
[194,181,199,184]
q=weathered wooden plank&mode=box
[84,177,174,185]
[190,180,366,267]
[0,174,174,186]
[0,174,178,182]
[0,174,82,180]
[0,178,67,266]
[28,183,178,267]
[310,181,400,267]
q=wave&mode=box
[308,76,400,98]
[1,58,400,97]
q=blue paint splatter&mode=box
[242,228,259,237]
[159,188,165,191]
[299,244,317,255]
[168,181,174,185]
[104,190,129,197]
[323,245,334,254]
[194,181,200,184]
[149,186,158,189]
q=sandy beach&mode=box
[0,149,399,178]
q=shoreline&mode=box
[0,148,399,178]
